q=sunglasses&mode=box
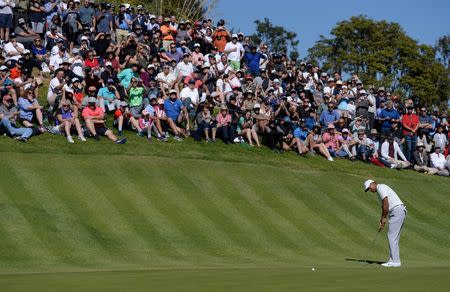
[88,90,96,93]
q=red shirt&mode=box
[402,113,419,135]
[85,58,100,69]
[82,105,104,120]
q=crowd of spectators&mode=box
[0,1,449,176]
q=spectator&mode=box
[402,106,419,162]
[113,101,142,137]
[224,34,244,71]
[380,134,410,169]
[319,102,340,130]
[413,142,438,175]
[82,96,126,143]
[53,99,86,143]
[306,125,334,161]
[18,88,46,133]
[433,125,447,151]
[0,0,14,42]
[418,107,433,152]
[194,103,216,142]
[378,100,400,136]
[429,146,450,176]
[164,89,187,141]
[0,94,33,142]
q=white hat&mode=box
[22,49,31,54]
[231,33,238,38]
[327,77,334,82]
[81,36,89,41]
[363,179,374,192]
[105,61,112,67]
[71,77,80,83]
[0,65,7,71]
[336,80,343,85]
[359,89,367,95]
[194,43,200,48]
[273,79,280,83]
[253,103,261,109]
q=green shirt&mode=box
[129,87,144,107]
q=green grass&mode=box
[0,133,449,291]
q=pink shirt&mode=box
[216,113,231,126]
[322,132,339,150]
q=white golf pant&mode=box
[388,205,407,262]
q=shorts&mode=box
[228,60,240,71]
[130,105,143,118]
[94,123,109,136]
[0,14,13,28]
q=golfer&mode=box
[363,179,407,267]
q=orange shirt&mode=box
[10,67,21,79]
[82,105,104,119]
[160,25,175,41]
[213,30,228,52]
[402,113,419,135]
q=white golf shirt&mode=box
[376,184,404,211]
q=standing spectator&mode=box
[63,1,82,53]
[402,106,419,162]
[418,107,433,152]
[79,0,95,28]
[224,34,244,71]
[0,0,15,42]
[244,45,266,76]
[378,100,400,136]
[115,4,132,43]
[96,3,113,33]
[319,102,340,130]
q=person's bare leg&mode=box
[243,129,253,146]
[154,119,163,135]
[64,120,72,136]
[129,117,142,132]
[251,129,260,147]
[168,118,179,135]
[10,88,18,106]
[105,130,118,141]
[85,119,97,136]
[35,108,44,126]
[204,128,209,140]
[117,115,124,132]
[211,128,217,141]
[22,120,34,128]
[73,118,83,136]
[318,144,332,158]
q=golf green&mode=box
[0,136,449,291]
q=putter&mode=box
[363,230,381,262]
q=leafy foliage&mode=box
[308,16,449,107]
[249,18,300,61]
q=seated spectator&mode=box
[216,105,233,144]
[18,88,46,133]
[15,18,38,49]
[413,142,439,175]
[53,99,86,143]
[322,124,352,158]
[338,128,356,159]
[47,69,66,106]
[113,101,143,137]
[82,96,126,143]
[238,110,260,147]
[98,79,121,112]
[380,134,410,169]
[0,94,33,142]
[354,129,375,162]
[164,89,187,141]
[3,34,25,61]
[0,64,18,105]
[194,103,217,142]
[304,125,333,161]
[290,119,310,155]
[429,146,450,176]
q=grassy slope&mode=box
[0,133,449,291]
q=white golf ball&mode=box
[311,268,315,271]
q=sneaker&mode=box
[206,138,211,143]
[115,137,127,144]
[165,132,170,138]
[78,135,87,142]
[173,135,182,141]
[381,261,401,267]
[67,135,75,143]
[14,136,28,142]
[48,126,61,135]
[233,137,241,143]
[327,157,334,162]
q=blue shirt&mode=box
[98,87,116,102]
[164,98,183,120]
[305,117,316,131]
[320,109,341,127]
[144,105,155,116]
[379,108,400,131]
[293,127,309,141]
[117,68,138,88]
[116,13,132,30]
[18,97,34,121]
[244,52,265,75]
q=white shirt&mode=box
[216,79,232,93]
[47,77,62,99]
[49,55,63,71]
[224,41,244,62]
[433,133,447,150]
[381,140,407,161]
[180,86,199,105]
[157,72,176,89]
[175,61,194,78]
[430,152,447,169]
[0,0,15,14]
[376,184,404,211]
[3,42,24,61]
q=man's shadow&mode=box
[345,258,384,265]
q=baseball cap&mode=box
[336,80,343,85]
[253,103,261,109]
[0,65,8,71]
[273,79,280,83]
[18,18,25,24]
[342,128,350,133]
[363,179,374,192]
[72,48,80,55]
[71,77,80,83]
[105,61,112,67]
[327,123,335,129]
[81,36,89,41]
[231,33,238,38]
[169,89,177,94]
[359,89,367,95]
[87,96,97,103]
[378,86,385,92]
[149,94,157,100]
[107,78,115,84]
[22,49,30,55]
[327,78,334,82]
[194,43,200,48]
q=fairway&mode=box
[0,137,449,291]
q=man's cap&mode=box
[71,77,80,83]
[22,49,31,55]
[327,77,334,82]
[253,103,261,109]
[194,43,200,48]
[273,79,280,83]
[50,25,57,30]
[81,36,89,41]
[169,89,177,94]
[0,65,8,71]
[104,61,112,67]
[107,78,115,84]
[378,86,385,92]
[72,48,80,55]
[327,123,335,129]
[363,179,374,192]
[18,18,26,24]
[136,5,143,9]
[231,33,238,38]
[87,96,97,103]
[336,80,343,85]
[147,64,155,69]
[370,129,378,134]
[10,33,16,39]
[356,80,363,85]
[416,141,424,148]
[201,63,210,69]
[56,39,64,43]
[149,94,157,100]
[61,59,71,65]
[342,128,350,133]
[321,72,328,77]
[359,89,367,95]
